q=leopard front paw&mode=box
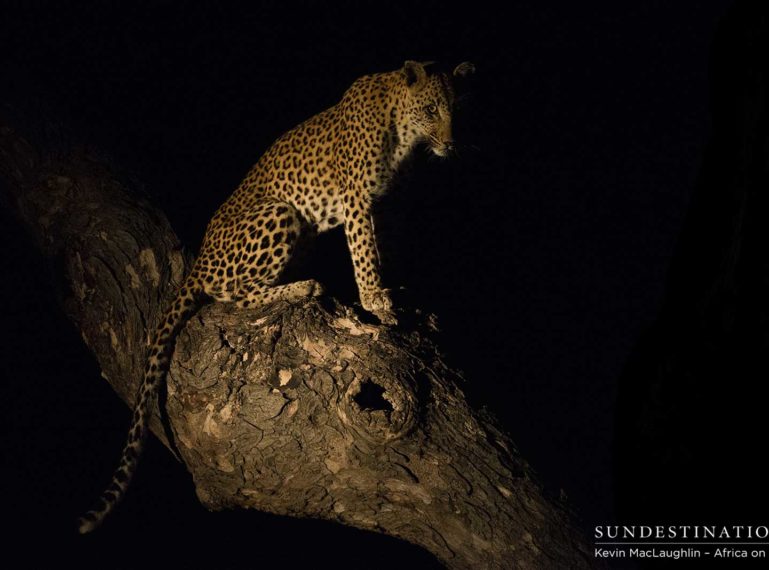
[360,288,398,325]
[374,309,398,326]
[360,287,393,313]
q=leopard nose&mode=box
[445,140,455,152]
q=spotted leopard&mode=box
[77,60,475,533]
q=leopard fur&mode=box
[77,60,474,533]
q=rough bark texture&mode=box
[0,120,594,569]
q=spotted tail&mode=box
[77,278,203,534]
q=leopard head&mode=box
[401,60,475,157]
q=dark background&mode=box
[1,1,758,568]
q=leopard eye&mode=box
[424,103,438,116]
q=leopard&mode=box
[77,60,475,533]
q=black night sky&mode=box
[3,2,766,568]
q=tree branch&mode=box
[0,120,594,569]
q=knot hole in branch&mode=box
[352,381,393,412]
[338,375,418,444]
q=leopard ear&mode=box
[403,60,428,89]
[453,61,476,78]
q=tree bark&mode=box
[0,120,594,569]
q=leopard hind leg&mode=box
[235,279,324,308]
[199,200,323,307]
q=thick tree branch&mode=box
[1,121,594,569]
